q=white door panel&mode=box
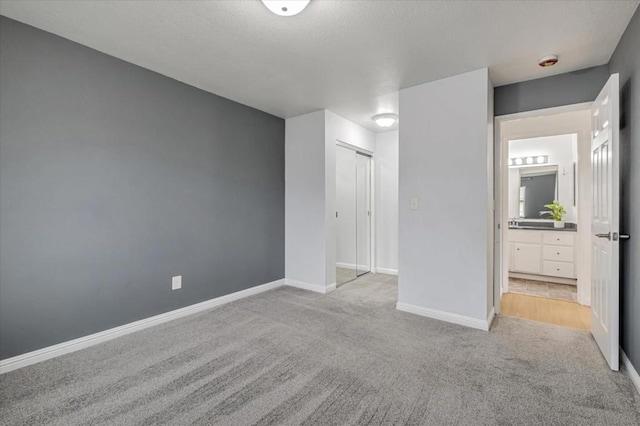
[590,74,620,371]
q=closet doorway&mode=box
[336,143,371,286]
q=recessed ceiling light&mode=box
[538,54,558,67]
[261,0,310,17]
[372,113,398,128]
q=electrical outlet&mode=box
[172,275,182,290]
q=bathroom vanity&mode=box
[508,223,578,284]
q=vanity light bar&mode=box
[508,155,548,167]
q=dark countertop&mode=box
[508,222,577,232]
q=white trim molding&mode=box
[621,349,640,395]
[285,279,335,293]
[396,302,492,331]
[487,307,496,330]
[375,267,398,276]
[0,279,285,374]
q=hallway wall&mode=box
[398,68,494,327]
[375,130,399,274]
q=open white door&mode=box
[590,74,620,371]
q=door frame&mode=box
[335,140,375,276]
[494,102,593,313]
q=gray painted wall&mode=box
[494,65,609,116]
[0,17,285,359]
[609,7,640,371]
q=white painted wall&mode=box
[285,110,374,290]
[285,110,327,288]
[508,134,578,222]
[375,130,399,274]
[398,68,494,327]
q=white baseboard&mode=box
[0,279,285,374]
[336,262,370,271]
[396,302,491,331]
[621,349,640,395]
[375,267,398,276]
[336,262,356,270]
[285,279,334,294]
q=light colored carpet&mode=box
[1,273,639,425]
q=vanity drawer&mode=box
[543,245,575,262]
[543,260,575,279]
[543,232,575,247]
[509,230,542,244]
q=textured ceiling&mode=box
[0,0,637,132]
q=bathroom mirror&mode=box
[518,166,558,219]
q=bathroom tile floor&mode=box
[508,278,577,302]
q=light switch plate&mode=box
[172,275,182,290]
[410,197,419,210]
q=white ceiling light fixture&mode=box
[372,113,398,128]
[261,0,310,17]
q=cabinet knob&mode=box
[557,252,560,255]
[557,268,560,271]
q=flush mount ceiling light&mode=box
[261,0,310,17]
[372,113,398,128]
[538,54,559,67]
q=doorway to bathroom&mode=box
[495,74,622,371]
[502,130,591,330]
[495,104,594,331]
[336,142,372,286]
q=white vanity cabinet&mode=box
[509,230,576,280]
[512,243,542,274]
